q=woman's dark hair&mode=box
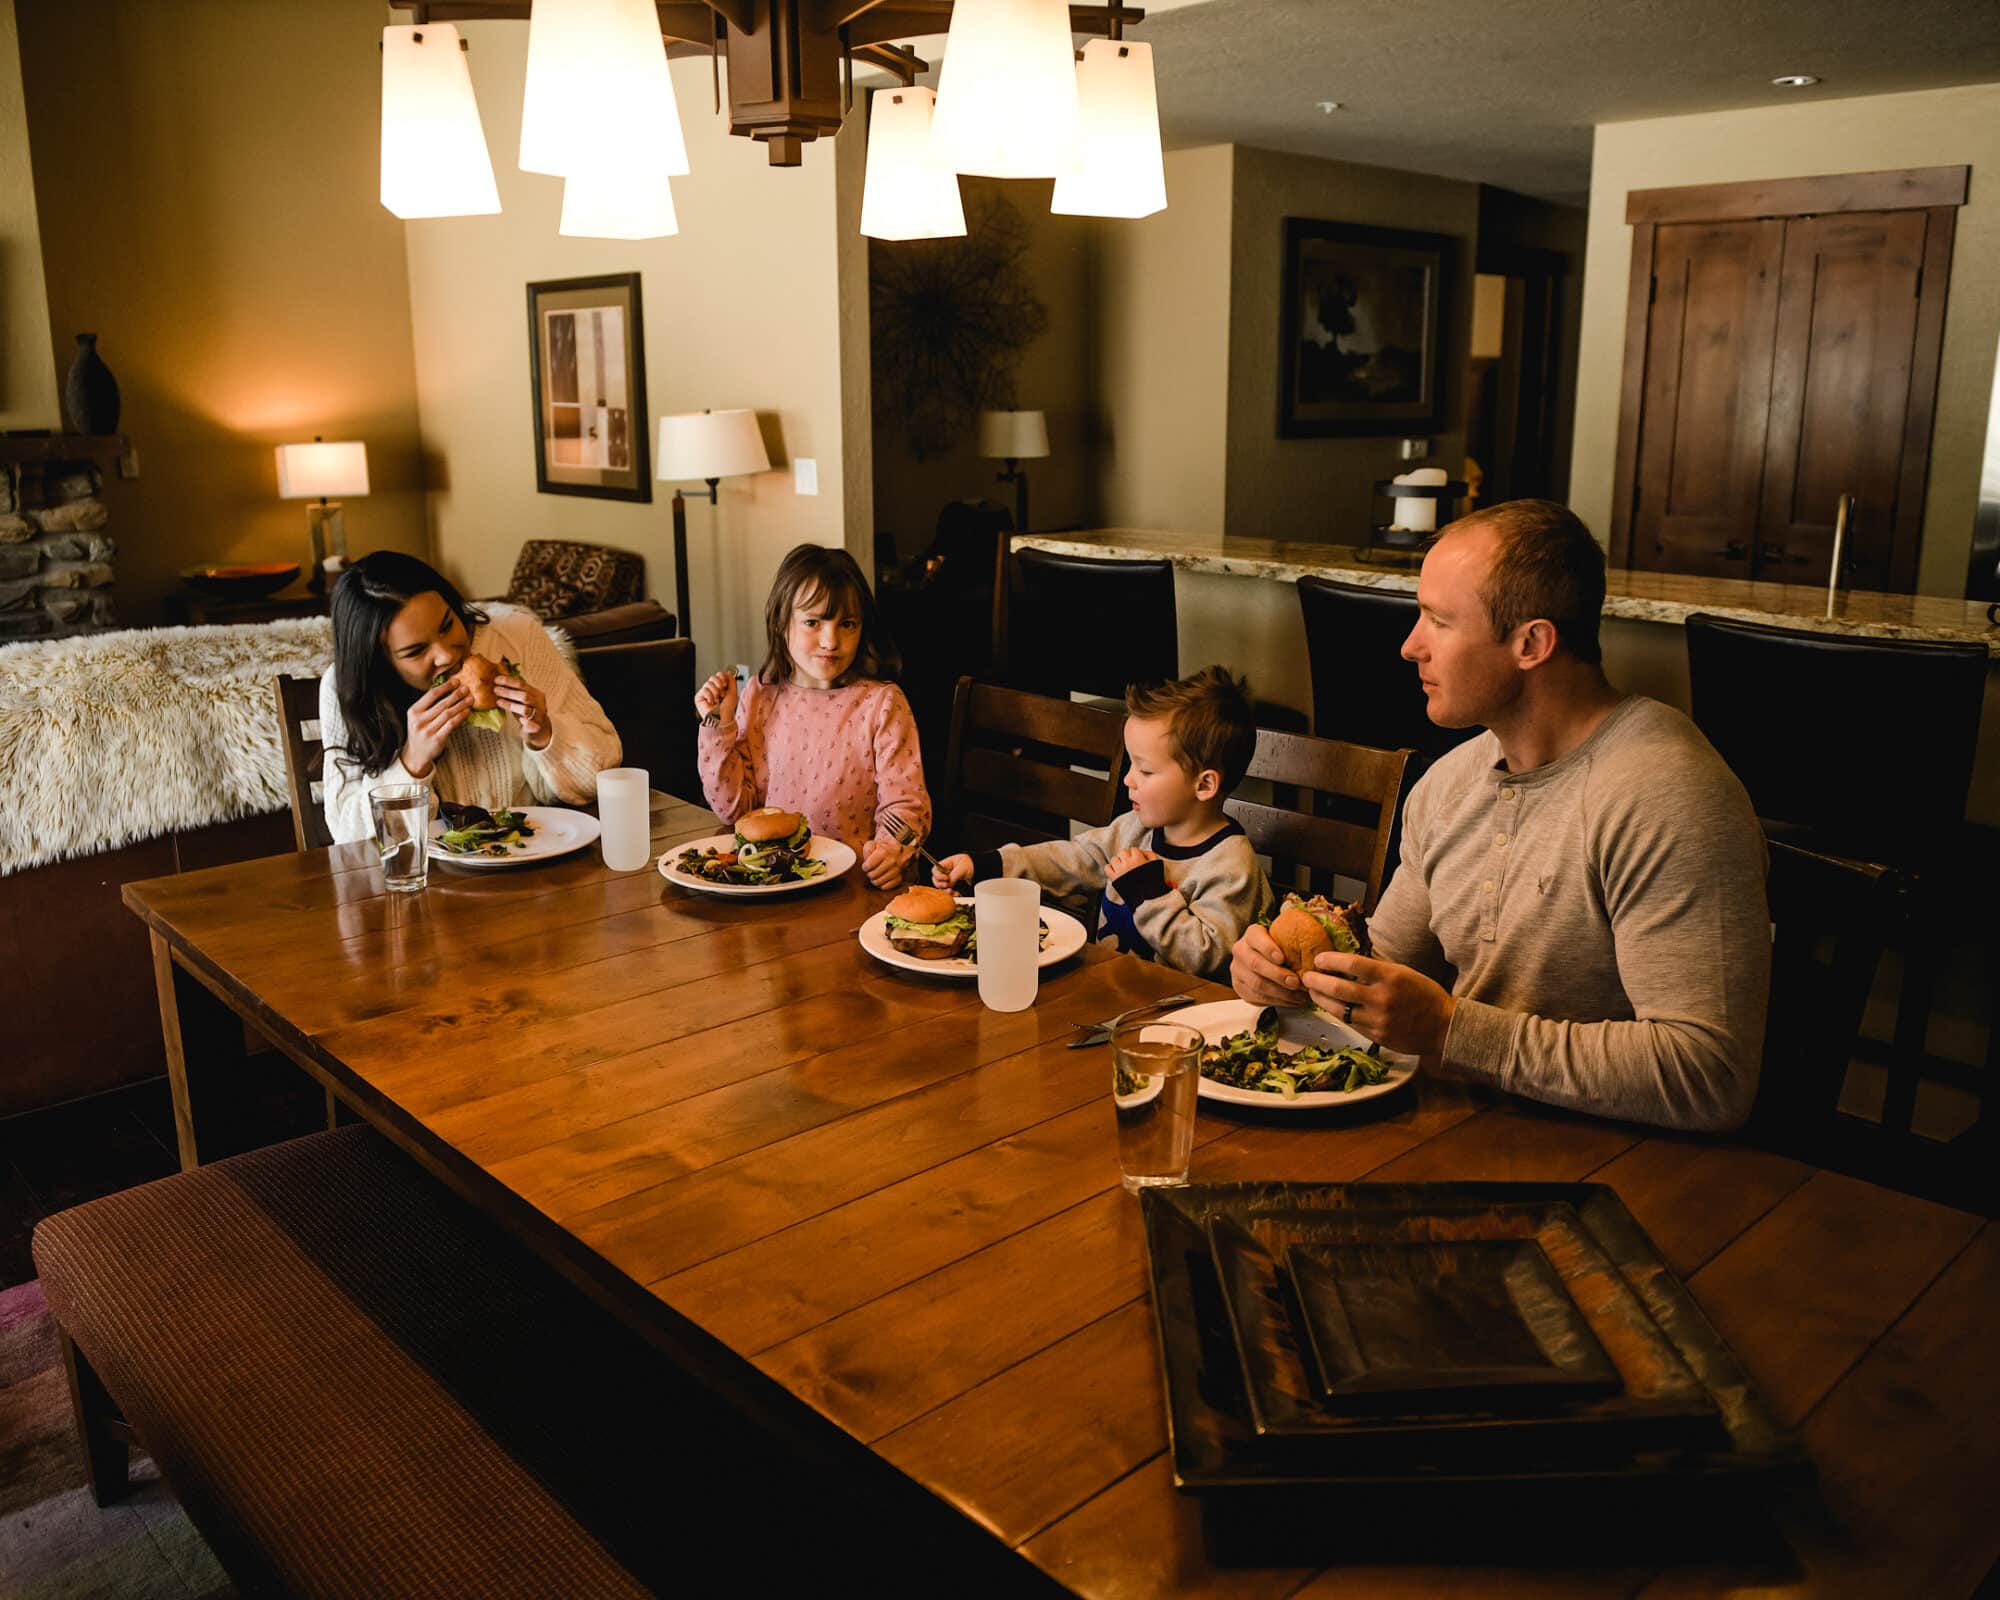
[758,543,900,686]
[329,551,487,779]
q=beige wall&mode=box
[1224,146,1479,543]
[406,32,854,679]
[0,1,53,428]
[1571,82,2000,595]
[1094,144,1232,533]
[870,177,1099,564]
[14,0,429,624]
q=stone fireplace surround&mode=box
[0,457,116,639]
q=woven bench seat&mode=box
[31,1126,757,1599]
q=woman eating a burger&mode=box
[318,551,621,844]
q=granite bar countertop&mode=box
[1014,528,2000,656]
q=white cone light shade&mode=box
[1052,40,1167,218]
[931,0,1081,178]
[560,171,679,239]
[519,0,690,179]
[276,441,371,499]
[658,411,771,481]
[860,89,966,241]
[380,25,500,219]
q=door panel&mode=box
[1631,220,1785,577]
[1757,210,1926,588]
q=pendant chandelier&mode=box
[381,1,1166,239]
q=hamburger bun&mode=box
[737,807,806,845]
[886,886,958,924]
[1268,903,1335,980]
[446,654,502,710]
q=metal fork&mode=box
[879,812,946,882]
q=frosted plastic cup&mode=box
[596,768,651,871]
[1111,1021,1202,1191]
[972,878,1041,1012]
[369,782,431,892]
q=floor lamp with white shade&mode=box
[657,410,770,641]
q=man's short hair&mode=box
[1125,666,1259,793]
[1439,498,1606,664]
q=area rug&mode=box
[0,1279,233,1598]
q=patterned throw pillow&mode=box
[505,540,644,619]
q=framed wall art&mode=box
[1278,218,1451,438]
[526,272,651,501]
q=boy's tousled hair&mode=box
[1125,666,1258,793]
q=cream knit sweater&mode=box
[318,609,622,845]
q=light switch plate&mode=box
[793,457,818,495]
[1398,438,1430,461]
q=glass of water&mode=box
[1111,1020,1203,1192]
[972,879,1041,1012]
[369,782,432,893]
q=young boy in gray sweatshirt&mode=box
[933,667,1272,983]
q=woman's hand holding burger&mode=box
[401,680,470,779]
[694,669,738,728]
[493,668,551,749]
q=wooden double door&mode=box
[1611,169,1964,591]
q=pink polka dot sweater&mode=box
[698,675,931,851]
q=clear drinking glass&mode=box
[597,767,651,871]
[972,878,1040,1012]
[370,782,432,893]
[1112,1020,1202,1191]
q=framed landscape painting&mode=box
[527,272,651,501]
[1278,218,1450,437]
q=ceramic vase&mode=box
[63,334,121,436]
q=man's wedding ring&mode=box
[1342,1001,1356,1025]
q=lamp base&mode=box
[305,502,346,595]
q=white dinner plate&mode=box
[857,896,1089,977]
[427,805,601,869]
[658,831,858,897]
[1170,998,1419,1110]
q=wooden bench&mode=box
[29,1126,819,1598]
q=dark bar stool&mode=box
[1685,612,1991,1204]
[1296,576,1476,765]
[1013,547,1307,733]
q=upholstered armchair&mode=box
[500,539,675,646]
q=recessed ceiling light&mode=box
[1316,100,1342,114]
[1771,74,1820,88]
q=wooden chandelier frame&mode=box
[388,1,1147,166]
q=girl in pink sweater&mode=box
[695,544,930,889]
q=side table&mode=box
[164,588,330,627]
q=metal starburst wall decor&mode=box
[870,192,1050,461]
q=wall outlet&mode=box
[1398,437,1430,461]
[793,457,818,495]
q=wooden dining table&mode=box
[122,794,1997,1598]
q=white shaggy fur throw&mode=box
[0,608,571,874]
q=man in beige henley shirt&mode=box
[1231,501,1769,1132]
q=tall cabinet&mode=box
[1609,167,1965,591]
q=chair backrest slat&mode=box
[1225,726,1412,910]
[940,677,1128,854]
[273,675,333,853]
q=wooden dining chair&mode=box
[576,638,698,804]
[1224,728,1413,912]
[938,676,1129,854]
[272,675,333,853]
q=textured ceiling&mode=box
[1125,0,2000,204]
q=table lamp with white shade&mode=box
[657,409,770,641]
[275,438,370,593]
[977,408,1047,536]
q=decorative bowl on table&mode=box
[179,562,301,599]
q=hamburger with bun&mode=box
[1267,892,1371,982]
[432,654,523,734]
[734,806,811,856]
[883,885,973,959]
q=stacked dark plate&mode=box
[1140,1182,1812,1562]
